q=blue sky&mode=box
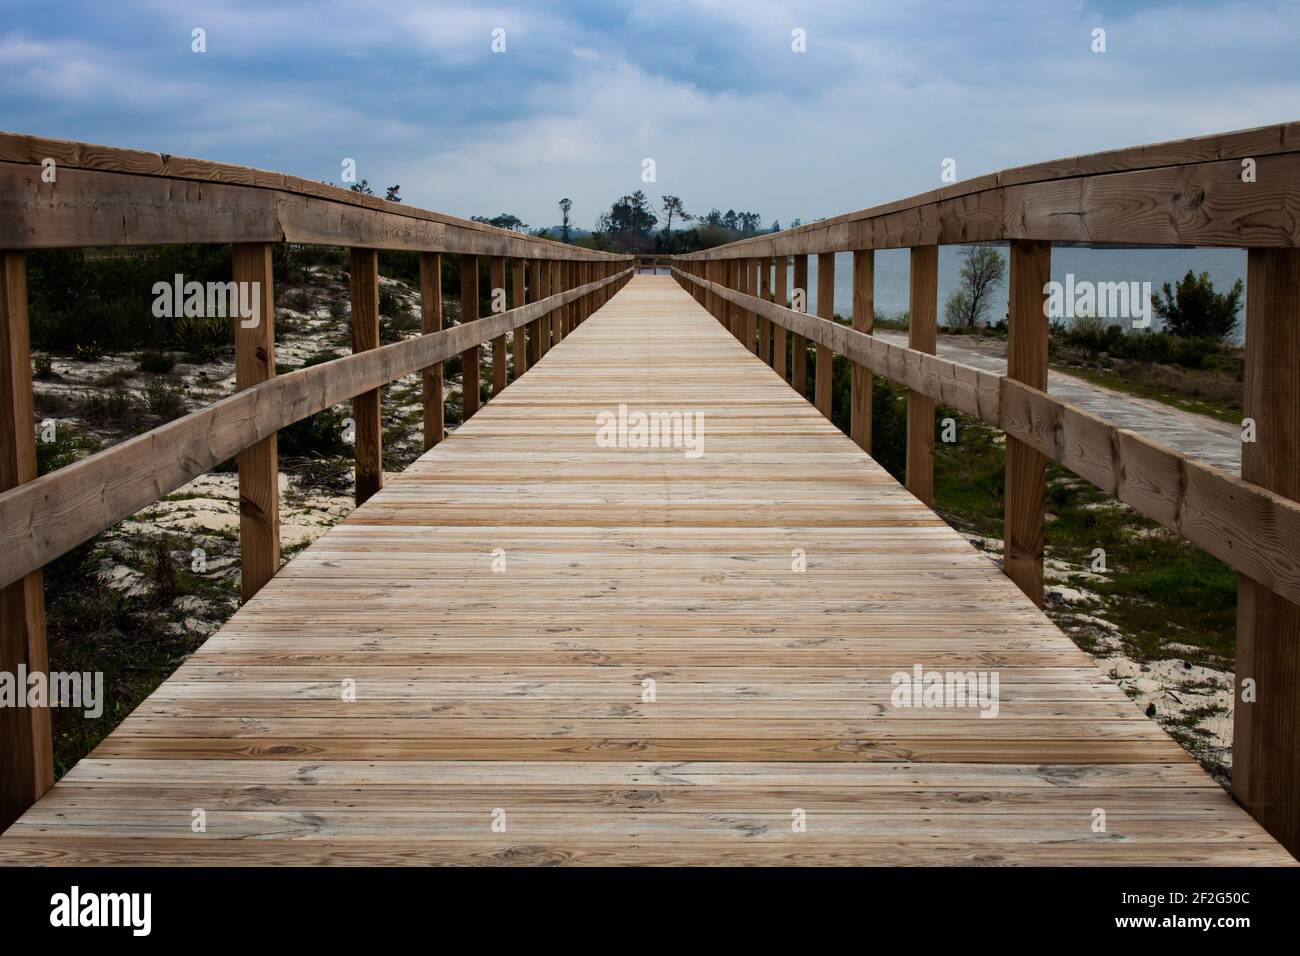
[2,0,1298,230]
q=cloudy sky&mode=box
[2,0,1298,230]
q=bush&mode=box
[36,422,99,476]
[137,350,177,374]
[33,353,54,379]
[142,379,187,420]
[278,405,352,459]
[1152,271,1243,342]
[81,388,136,425]
[173,315,230,363]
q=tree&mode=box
[349,180,373,196]
[1151,270,1243,341]
[385,185,402,203]
[943,245,1006,330]
[558,198,573,243]
[660,195,693,240]
[595,191,658,250]
[471,213,530,233]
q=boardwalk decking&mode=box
[0,276,1290,865]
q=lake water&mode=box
[790,246,1248,342]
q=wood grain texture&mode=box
[851,250,874,452]
[232,243,280,600]
[420,253,445,451]
[1233,247,1300,858]
[774,256,788,379]
[906,246,938,506]
[350,248,383,506]
[2,275,1290,866]
[512,259,527,379]
[0,251,51,833]
[792,255,809,397]
[490,256,508,396]
[460,254,481,420]
[1003,241,1050,607]
[815,252,835,417]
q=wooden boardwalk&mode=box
[0,275,1290,865]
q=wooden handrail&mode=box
[674,121,1300,257]
[0,130,623,259]
[0,269,629,591]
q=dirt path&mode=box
[874,332,1241,473]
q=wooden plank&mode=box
[460,254,481,420]
[1233,247,1300,858]
[490,256,507,396]
[349,248,383,506]
[1,276,1289,867]
[743,259,757,353]
[1003,240,1050,606]
[851,250,874,452]
[512,259,528,379]
[0,251,51,833]
[906,247,938,505]
[0,270,629,591]
[420,253,445,451]
[791,255,809,396]
[815,252,835,417]
[232,243,280,600]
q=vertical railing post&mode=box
[850,250,874,452]
[549,260,563,347]
[774,255,788,380]
[814,252,835,417]
[791,254,809,397]
[1233,246,1300,857]
[527,258,544,365]
[757,257,771,365]
[350,248,383,505]
[420,252,445,450]
[512,258,527,379]
[1004,240,1051,605]
[489,256,507,397]
[0,251,52,833]
[906,246,938,505]
[743,259,757,353]
[232,243,281,599]
[459,253,481,419]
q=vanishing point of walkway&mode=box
[0,276,1288,865]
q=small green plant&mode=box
[278,404,353,458]
[172,315,230,363]
[137,350,177,374]
[150,535,181,607]
[33,353,54,379]
[36,421,99,475]
[73,342,104,362]
[143,379,187,420]
[81,387,136,425]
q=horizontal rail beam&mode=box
[0,268,631,590]
[672,266,1300,610]
[0,131,626,260]
[675,121,1300,257]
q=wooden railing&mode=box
[0,131,631,830]
[672,120,1300,857]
